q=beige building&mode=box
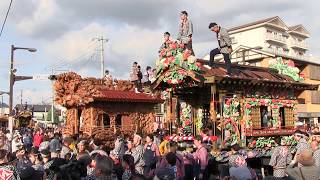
[209,16,320,124]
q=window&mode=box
[103,113,110,127]
[279,107,285,127]
[309,65,320,80]
[284,108,294,127]
[311,91,320,104]
[115,114,122,126]
[260,106,272,128]
[251,107,261,129]
[297,98,306,104]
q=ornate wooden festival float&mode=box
[52,72,163,144]
[152,40,318,155]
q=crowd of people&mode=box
[0,126,320,180]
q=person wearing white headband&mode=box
[293,130,311,167]
[132,133,145,175]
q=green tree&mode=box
[47,109,60,124]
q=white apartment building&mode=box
[228,16,310,62]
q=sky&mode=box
[0,0,319,105]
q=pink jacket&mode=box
[33,133,43,148]
[193,145,208,170]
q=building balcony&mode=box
[264,48,310,61]
[291,41,308,50]
[266,33,287,45]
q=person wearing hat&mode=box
[177,10,194,55]
[269,137,292,178]
[286,149,320,180]
[293,130,311,167]
[205,22,233,76]
[131,133,145,175]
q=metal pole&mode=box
[9,45,14,115]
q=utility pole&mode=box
[9,45,36,115]
[51,68,54,124]
[93,37,108,78]
[20,90,23,106]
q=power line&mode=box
[0,0,13,38]
[42,40,98,72]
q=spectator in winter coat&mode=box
[49,133,61,153]
[143,134,160,175]
[22,132,32,150]
[33,130,43,148]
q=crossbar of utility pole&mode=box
[93,37,108,78]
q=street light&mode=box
[9,45,37,115]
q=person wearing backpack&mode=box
[143,134,159,176]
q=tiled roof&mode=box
[228,16,278,32]
[197,60,318,90]
[94,90,163,103]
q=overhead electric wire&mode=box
[42,40,98,72]
[0,0,13,38]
